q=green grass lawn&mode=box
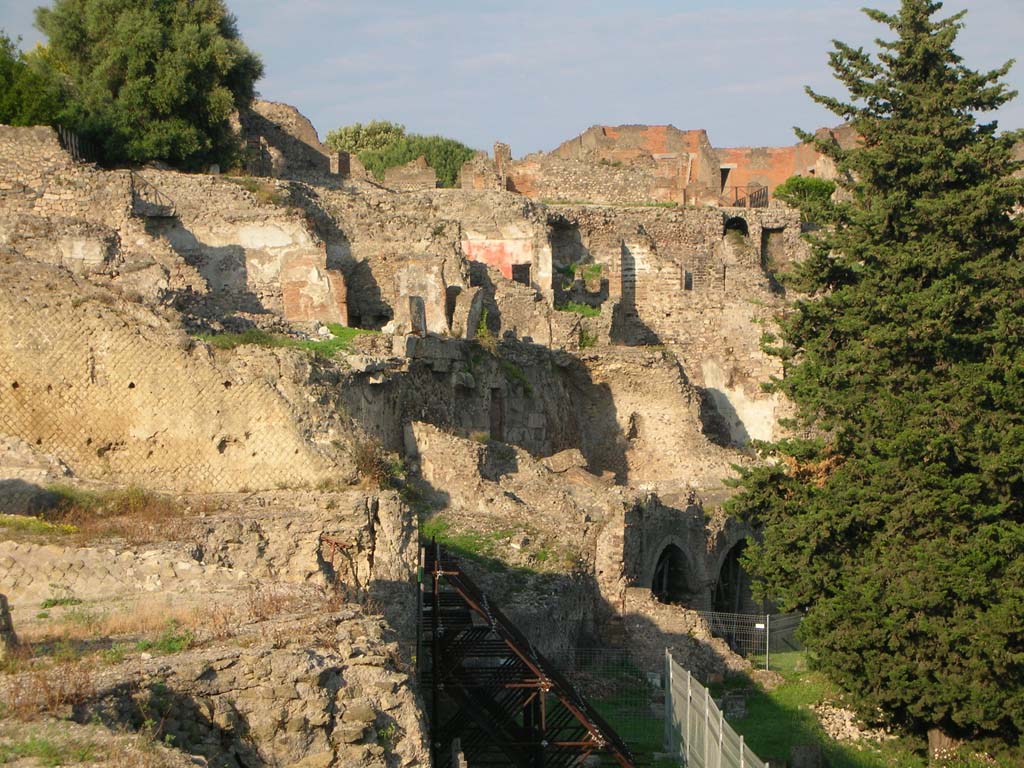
[723,652,1009,768]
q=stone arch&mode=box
[712,539,756,614]
[650,541,697,606]
[723,216,749,237]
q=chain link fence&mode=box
[695,611,803,670]
[570,648,664,765]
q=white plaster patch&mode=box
[701,358,778,444]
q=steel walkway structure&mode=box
[419,543,636,768]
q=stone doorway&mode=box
[652,544,691,605]
[713,540,754,614]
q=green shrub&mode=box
[475,308,497,354]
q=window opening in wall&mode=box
[683,270,693,291]
[511,263,531,286]
[652,544,690,605]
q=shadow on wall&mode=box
[336,333,631,484]
[289,185,392,329]
[700,388,751,448]
[77,682,268,767]
[240,109,330,178]
[0,478,58,515]
[146,217,266,321]
[560,356,629,484]
[610,242,661,347]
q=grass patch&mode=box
[135,621,194,655]
[226,176,291,207]
[579,327,598,349]
[558,301,601,318]
[40,596,82,610]
[500,360,533,394]
[0,515,77,537]
[196,324,377,359]
[720,652,935,768]
[0,736,98,766]
[420,515,516,563]
[31,485,187,546]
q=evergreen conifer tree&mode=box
[730,0,1024,753]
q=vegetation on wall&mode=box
[324,119,476,188]
[31,0,263,170]
[729,0,1024,755]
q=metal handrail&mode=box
[722,185,769,208]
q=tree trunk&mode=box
[928,728,960,762]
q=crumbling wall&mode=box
[236,99,350,180]
[502,125,722,206]
[141,171,348,323]
[383,156,438,190]
[0,254,350,492]
[549,204,803,443]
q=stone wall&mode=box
[549,204,804,443]
[0,254,351,493]
[136,170,349,324]
[237,100,350,180]
[383,156,437,190]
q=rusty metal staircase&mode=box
[419,543,636,768]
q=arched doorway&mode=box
[723,216,749,237]
[713,540,754,614]
[651,544,691,605]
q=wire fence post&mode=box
[765,613,770,671]
[664,648,672,756]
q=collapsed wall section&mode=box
[549,204,803,442]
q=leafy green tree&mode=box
[326,120,476,187]
[34,0,263,169]
[772,175,836,224]
[730,0,1024,753]
[324,120,406,154]
[0,31,63,126]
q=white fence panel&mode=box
[664,649,768,768]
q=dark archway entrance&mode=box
[723,216,749,237]
[713,540,753,614]
[651,544,690,605]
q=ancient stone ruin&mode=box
[0,107,820,766]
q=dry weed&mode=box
[4,661,95,719]
[19,600,200,645]
[40,485,194,546]
[244,583,309,622]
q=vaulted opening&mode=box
[652,544,691,605]
[713,540,754,614]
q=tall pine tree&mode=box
[730,0,1024,754]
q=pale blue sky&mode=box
[3,0,1022,155]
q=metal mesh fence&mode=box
[570,648,665,765]
[664,650,768,768]
[696,611,803,670]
